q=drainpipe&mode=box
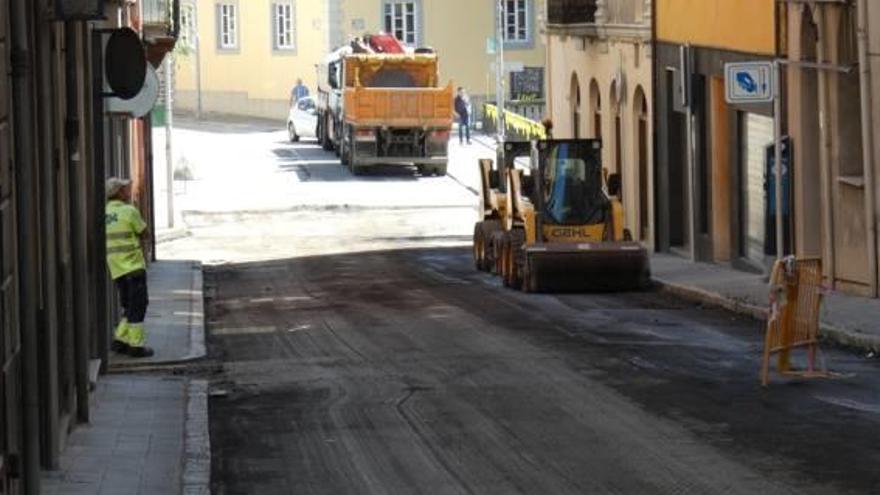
[10,0,42,492]
[857,0,878,296]
[816,7,835,284]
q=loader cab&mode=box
[495,141,533,193]
[530,139,616,243]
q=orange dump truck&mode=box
[316,36,454,176]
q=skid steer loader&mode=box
[472,141,532,273]
[473,139,650,292]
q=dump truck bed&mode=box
[343,85,454,128]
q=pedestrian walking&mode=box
[290,78,310,108]
[106,178,154,358]
[454,87,471,145]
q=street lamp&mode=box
[495,0,506,143]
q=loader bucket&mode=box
[523,242,650,292]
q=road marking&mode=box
[213,326,276,336]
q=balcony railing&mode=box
[547,0,598,25]
[605,0,644,26]
[141,0,180,38]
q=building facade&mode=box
[174,0,329,119]
[0,1,174,493]
[654,0,778,270]
[544,0,654,244]
[784,0,879,297]
[174,0,547,120]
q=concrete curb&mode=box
[109,261,207,372]
[183,379,212,495]
[654,278,880,353]
[156,226,190,244]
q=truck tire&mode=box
[320,115,333,151]
[433,163,447,176]
[340,127,351,167]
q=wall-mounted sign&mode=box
[107,65,159,118]
[725,61,775,104]
[104,28,147,100]
[55,0,104,20]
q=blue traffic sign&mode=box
[725,62,774,104]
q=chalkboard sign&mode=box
[511,67,544,100]
[56,0,104,20]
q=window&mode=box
[217,3,237,50]
[180,4,196,47]
[504,0,529,43]
[383,1,417,45]
[273,2,296,51]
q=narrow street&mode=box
[158,120,880,494]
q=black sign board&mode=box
[510,67,544,100]
[105,28,147,100]
[55,0,104,20]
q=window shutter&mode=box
[216,3,222,49]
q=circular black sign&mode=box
[105,28,147,100]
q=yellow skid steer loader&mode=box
[474,139,650,292]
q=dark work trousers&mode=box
[459,115,470,144]
[115,270,149,324]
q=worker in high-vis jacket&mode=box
[105,177,154,358]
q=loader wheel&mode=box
[473,223,486,271]
[490,231,506,275]
[509,229,526,290]
[500,235,513,287]
[474,220,501,272]
[522,258,538,293]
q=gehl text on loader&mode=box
[473,139,651,292]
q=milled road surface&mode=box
[205,248,880,495]
[159,119,879,494]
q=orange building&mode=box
[653,0,780,271]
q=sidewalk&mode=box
[652,253,880,352]
[110,260,206,370]
[40,377,210,495]
[41,258,211,494]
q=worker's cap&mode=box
[105,177,131,197]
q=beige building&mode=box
[544,0,653,244]
[785,0,880,297]
[174,0,547,120]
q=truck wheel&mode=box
[433,164,447,176]
[340,131,350,167]
[320,116,333,151]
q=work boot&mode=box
[111,340,130,353]
[127,346,155,358]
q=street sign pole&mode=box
[773,60,784,261]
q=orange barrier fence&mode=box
[761,257,832,386]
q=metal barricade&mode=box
[761,257,832,386]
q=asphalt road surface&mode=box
[205,249,879,495]
[160,120,879,494]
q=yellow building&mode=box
[174,0,547,120]
[174,0,330,119]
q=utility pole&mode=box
[495,0,506,142]
[165,56,175,229]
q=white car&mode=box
[287,96,317,142]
